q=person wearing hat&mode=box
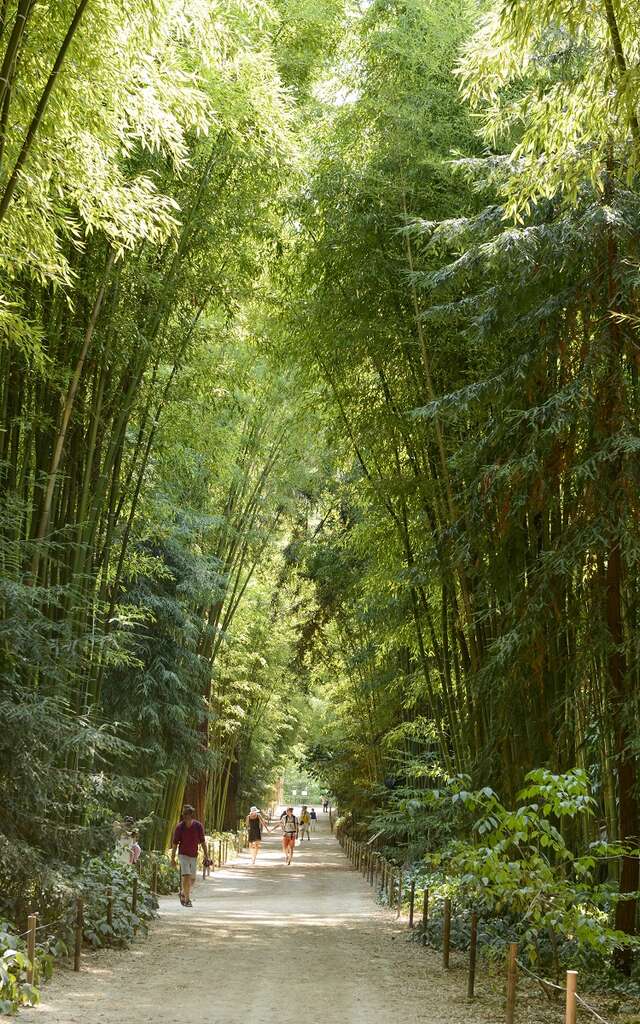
[245,805,269,865]
[171,804,207,907]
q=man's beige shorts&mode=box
[178,854,197,877]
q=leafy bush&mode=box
[0,925,40,1016]
[140,854,180,896]
[0,856,160,1012]
[370,768,640,984]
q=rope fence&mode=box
[4,828,243,1002]
[339,834,614,1024]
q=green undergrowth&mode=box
[0,855,167,1015]
[344,770,640,997]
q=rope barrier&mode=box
[575,993,613,1024]
[517,958,613,1024]
[16,910,71,939]
[516,957,565,994]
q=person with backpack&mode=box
[299,805,311,841]
[280,806,298,864]
[246,805,269,865]
[171,804,207,907]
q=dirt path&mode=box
[19,817,499,1024]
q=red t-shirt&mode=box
[172,820,205,857]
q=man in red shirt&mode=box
[171,804,207,907]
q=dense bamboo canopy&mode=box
[1,0,639,998]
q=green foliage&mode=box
[0,928,39,1016]
[374,769,638,976]
[2,0,640,1001]
[0,858,157,1012]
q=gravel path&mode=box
[18,817,501,1024]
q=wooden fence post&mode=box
[505,942,518,1024]
[132,877,139,935]
[442,898,451,968]
[565,971,577,1024]
[74,897,83,972]
[467,911,478,998]
[408,880,415,928]
[26,914,37,985]
[421,889,429,946]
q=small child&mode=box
[129,830,142,865]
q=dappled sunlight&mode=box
[18,823,473,1024]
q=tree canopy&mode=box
[1,0,639,1001]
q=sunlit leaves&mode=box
[459,1,640,217]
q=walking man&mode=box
[171,804,207,907]
[299,805,311,841]
[280,806,298,865]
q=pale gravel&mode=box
[14,817,619,1024]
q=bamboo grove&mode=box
[0,0,639,982]
[0,0,341,901]
[278,0,640,959]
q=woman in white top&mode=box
[280,807,298,864]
